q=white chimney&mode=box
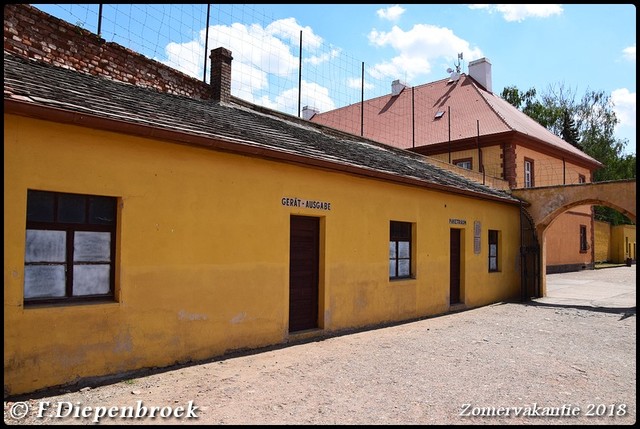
[468,58,492,93]
[391,79,407,96]
[302,105,319,120]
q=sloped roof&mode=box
[3,51,519,204]
[310,74,601,168]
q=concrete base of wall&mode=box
[546,263,595,274]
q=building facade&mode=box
[594,221,637,264]
[309,58,603,274]
[4,5,524,396]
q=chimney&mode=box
[391,79,408,96]
[468,57,492,93]
[210,47,233,102]
[302,106,320,120]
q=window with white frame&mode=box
[24,190,117,305]
[524,158,534,188]
[454,158,472,170]
[389,221,412,279]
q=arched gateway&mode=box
[512,179,636,298]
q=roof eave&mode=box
[4,98,520,205]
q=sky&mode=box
[32,4,636,155]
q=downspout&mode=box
[520,200,526,301]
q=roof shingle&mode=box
[4,51,520,203]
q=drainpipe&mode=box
[520,200,526,301]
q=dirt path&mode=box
[4,270,636,425]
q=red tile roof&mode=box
[311,74,601,167]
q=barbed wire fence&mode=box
[31,4,593,187]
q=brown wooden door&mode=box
[289,216,319,332]
[450,228,461,304]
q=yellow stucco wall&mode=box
[515,146,594,271]
[515,146,592,188]
[594,220,612,263]
[480,145,504,179]
[434,145,596,271]
[431,145,504,181]
[611,224,636,263]
[4,115,522,395]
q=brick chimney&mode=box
[210,47,233,103]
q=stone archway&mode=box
[511,179,636,297]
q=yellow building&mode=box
[595,221,636,264]
[4,5,525,396]
[613,224,636,263]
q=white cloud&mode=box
[468,4,563,22]
[305,48,341,66]
[376,5,406,21]
[159,18,337,115]
[611,88,636,154]
[265,18,323,50]
[611,88,636,128]
[347,77,375,91]
[367,24,483,81]
[262,80,336,114]
[622,45,636,62]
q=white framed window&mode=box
[524,159,534,188]
[24,190,117,305]
[390,221,413,279]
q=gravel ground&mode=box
[4,267,636,425]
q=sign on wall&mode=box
[281,197,331,211]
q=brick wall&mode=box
[3,3,212,100]
[502,143,517,188]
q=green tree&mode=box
[561,109,581,149]
[501,84,636,225]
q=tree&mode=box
[501,83,636,225]
[561,108,581,150]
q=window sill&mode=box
[389,276,416,282]
[24,299,119,309]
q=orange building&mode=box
[309,58,603,273]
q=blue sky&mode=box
[32,4,636,155]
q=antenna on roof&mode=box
[447,52,463,84]
[455,52,463,73]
